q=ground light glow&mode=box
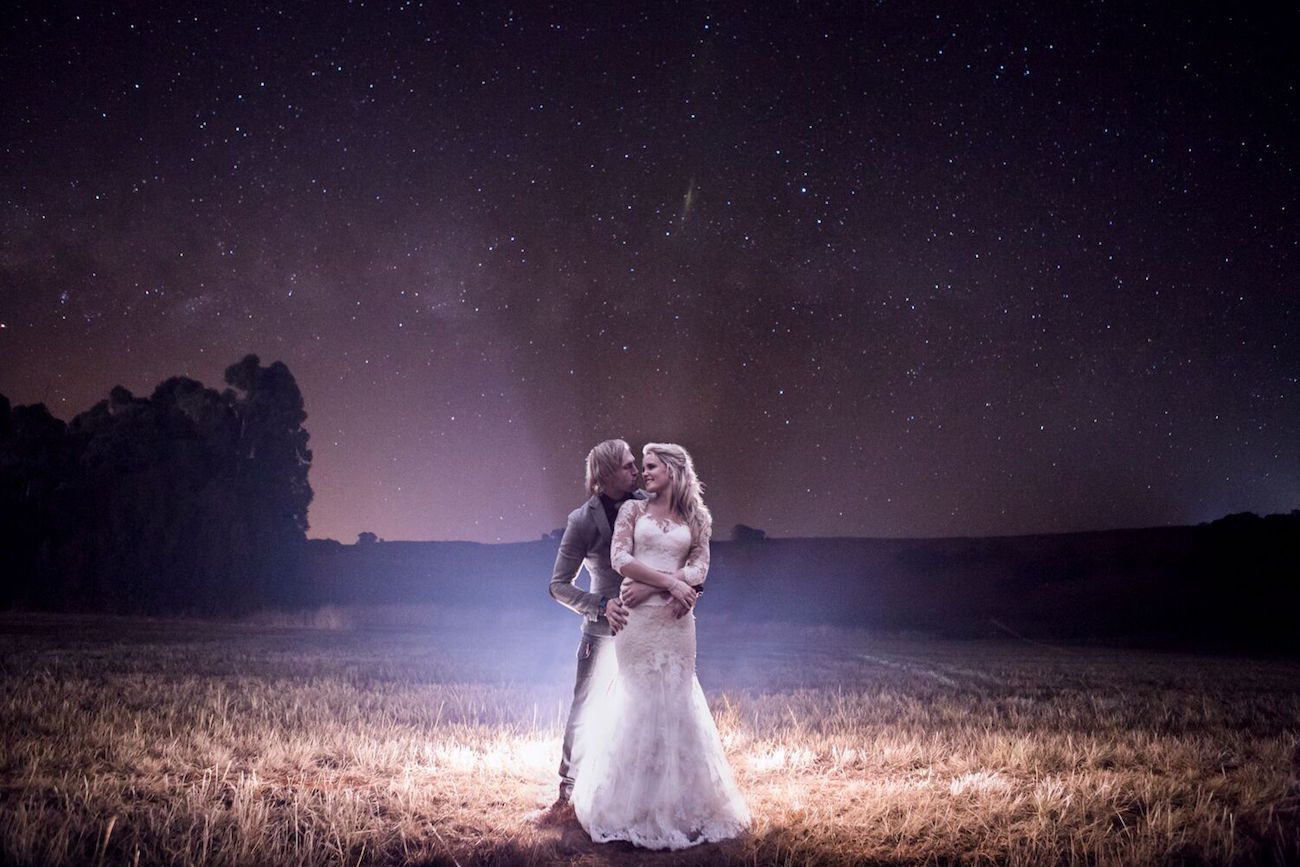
[1,616,1296,864]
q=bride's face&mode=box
[641,453,670,495]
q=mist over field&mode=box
[304,511,1300,654]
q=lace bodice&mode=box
[610,499,711,587]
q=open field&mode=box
[1,610,1298,865]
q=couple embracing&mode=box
[546,439,749,849]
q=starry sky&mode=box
[2,2,1296,543]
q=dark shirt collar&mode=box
[598,490,635,508]
[598,490,636,529]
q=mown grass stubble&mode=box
[1,612,1297,865]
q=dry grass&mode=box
[1,610,1297,865]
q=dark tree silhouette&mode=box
[223,354,314,606]
[0,399,76,608]
[0,357,314,615]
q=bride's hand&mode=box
[668,579,698,608]
[620,581,655,608]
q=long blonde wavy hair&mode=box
[642,442,711,541]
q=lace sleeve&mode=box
[682,518,712,585]
[610,499,642,576]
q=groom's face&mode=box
[607,448,640,497]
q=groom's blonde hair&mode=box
[586,439,631,494]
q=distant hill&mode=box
[307,511,1299,652]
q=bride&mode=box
[571,442,749,849]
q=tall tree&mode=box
[0,401,76,608]
[1,356,315,615]
[224,354,314,605]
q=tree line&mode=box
[0,355,312,615]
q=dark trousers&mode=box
[557,631,614,798]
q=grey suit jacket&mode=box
[549,490,647,636]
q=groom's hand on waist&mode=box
[604,597,629,634]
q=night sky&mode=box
[2,3,1296,543]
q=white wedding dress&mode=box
[571,501,749,849]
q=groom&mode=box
[545,438,645,812]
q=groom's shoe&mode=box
[534,793,576,827]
